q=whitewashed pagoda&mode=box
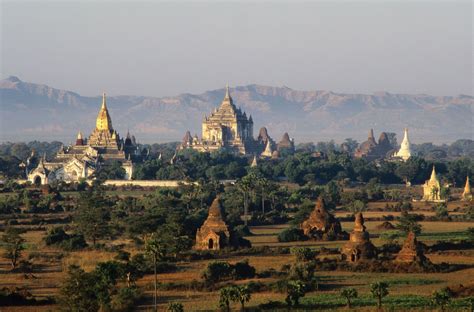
[394,128,413,161]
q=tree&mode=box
[145,233,167,312]
[202,261,233,284]
[434,203,449,219]
[145,224,190,312]
[74,189,111,246]
[290,247,317,262]
[341,138,359,154]
[431,288,452,312]
[219,286,236,312]
[370,281,389,309]
[1,227,25,269]
[59,265,100,311]
[285,280,306,307]
[168,302,184,312]
[348,200,367,213]
[396,212,422,235]
[340,287,358,308]
[256,176,270,214]
[234,285,251,311]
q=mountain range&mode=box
[0,76,472,144]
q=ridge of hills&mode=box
[1,76,472,144]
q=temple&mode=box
[394,128,413,161]
[179,86,293,157]
[27,93,139,185]
[179,86,256,155]
[301,197,347,240]
[395,231,428,264]
[421,166,443,202]
[341,213,377,262]
[461,176,472,201]
[195,197,231,250]
[354,129,394,161]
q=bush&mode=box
[290,247,317,262]
[110,286,142,312]
[277,227,306,242]
[44,227,87,251]
[285,280,306,306]
[60,234,87,251]
[167,302,184,312]
[202,260,256,284]
[202,261,233,284]
[233,259,256,280]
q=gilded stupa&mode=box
[462,176,472,201]
[27,93,138,185]
[421,166,443,202]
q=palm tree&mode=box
[237,177,253,225]
[219,287,235,312]
[145,233,167,312]
[257,177,270,214]
[235,285,251,311]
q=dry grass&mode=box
[0,204,473,311]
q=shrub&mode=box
[233,259,256,280]
[60,234,87,251]
[45,227,69,245]
[202,261,233,284]
[202,260,256,284]
[340,287,358,308]
[285,280,306,307]
[110,286,142,312]
[290,247,317,262]
[167,302,184,312]
[277,227,306,242]
[431,287,452,312]
[44,226,87,251]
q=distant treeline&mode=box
[1,139,473,161]
[0,140,473,185]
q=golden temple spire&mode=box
[429,165,437,182]
[462,176,472,199]
[96,92,113,131]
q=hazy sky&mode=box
[1,1,472,97]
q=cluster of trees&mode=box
[1,139,473,187]
[59,262,141,311]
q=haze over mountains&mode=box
[0,76,472,144]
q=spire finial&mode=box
[225,83,230,99]
[430,165,437,181]
[102,92,107,108]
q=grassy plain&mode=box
[0,194,473,311]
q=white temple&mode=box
[395,128,413,161]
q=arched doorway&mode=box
[34,176,42,186]
[208,238,214,249]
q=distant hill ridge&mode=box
[1,76,472,144]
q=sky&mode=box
[1,0,472,97]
